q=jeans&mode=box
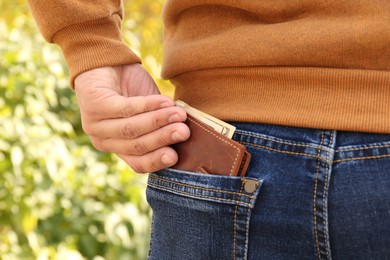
[146,122,390,260]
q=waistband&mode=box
[231,121,390,164]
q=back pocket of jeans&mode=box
[147,168,262,260]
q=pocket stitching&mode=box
[148,181,255,208]
[149,173,258,199]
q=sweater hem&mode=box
[171,66,390,134]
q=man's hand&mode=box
[74,64,190,173]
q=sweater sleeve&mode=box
[27,0,141,86]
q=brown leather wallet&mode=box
[172,114,251,176]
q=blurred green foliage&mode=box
[0,0,171,259]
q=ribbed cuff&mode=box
[53,14,141,88]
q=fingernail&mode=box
[171,131,185,142]
[168,113,181,123]
[160,102,171,108]
[161,154,175,165]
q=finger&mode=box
[85,106,187,139]
[120,63,161,96]
[81,94,176,121]
[117,146,179,173]
[89,122,190,155]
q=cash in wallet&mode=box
[172,101,251,177]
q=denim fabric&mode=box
[146,122,390,260]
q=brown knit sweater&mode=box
[28,0,390,133]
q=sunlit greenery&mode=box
[0,0,171,259]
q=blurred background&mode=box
[0,0,172,259]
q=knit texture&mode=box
[28,0,390,133]
[27,0,141,85]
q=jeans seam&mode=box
[238,131,321,149]
[241,141,319,160]
[147,219,155,260]
[321,131,334,260]
[334,153,390,163]
[335,143,390,152]
[149,174,258,199]
[244,207,251,260]
[314,131,325,259]
[234,181,245,260]
[148,182,254,207]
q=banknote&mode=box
[175,100,236,139]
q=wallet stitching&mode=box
[237,152,249,176]
[188,117,240,176]
[149,174,257,199]
[148,182,254,208]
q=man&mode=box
[28,1,390,259]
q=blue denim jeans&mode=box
[146,122,390,260]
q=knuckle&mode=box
[149,158,161,172]
[82,106,101,121]
[128,154,165,173]
[157,133,170,146]
[130,141,148,156]
[119,104,135,118]
[84,106,98,117]
[90,138,107,152]
[81,122,93,135]
[121,122,139,139]
[143,97,152,111]
[152,117,164,129]
[129,161,146,173]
